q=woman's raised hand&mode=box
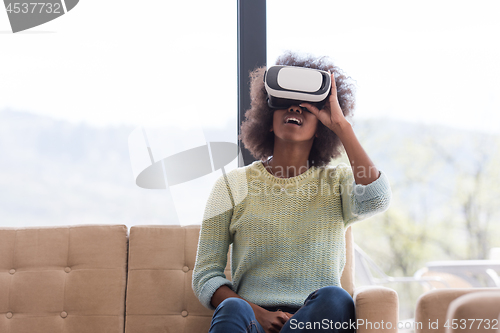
[300,72,348,135]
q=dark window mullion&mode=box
[237,0,267,167]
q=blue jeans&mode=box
[208,286,356,333]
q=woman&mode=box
[192,51,391,333]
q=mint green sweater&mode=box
[192,160,391,310]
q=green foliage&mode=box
[336,119,500,320]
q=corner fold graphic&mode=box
[64,0,78,11]
[3,0,79,33]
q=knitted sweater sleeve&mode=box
[192,174,234,310]
[338,163,392,226]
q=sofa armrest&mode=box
[353,285,399,333]
[445,291,500,333]
[415,288,500,333]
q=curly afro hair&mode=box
[239,51,357,167]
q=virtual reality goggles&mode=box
[264,65,331,110]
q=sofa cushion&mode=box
[415,288,500,333]
[125,225,231,333]
[445,291,500,333]
[0,225,128,333]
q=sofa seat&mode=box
[0,225,128,333]
[1,224,398,333]
[125,225,399,333]
[415,288,500,333]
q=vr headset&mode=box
[264,65,331,110]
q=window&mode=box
[0,1,237,227]
[267,0,500,320]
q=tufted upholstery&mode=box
[125,226,231,333]
[0,224,398,333]
[445,291,500,333]
[124,225,397,333]
[415,288,500,333]
[0,225,128,333]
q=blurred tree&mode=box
[346,120,500,319]
[427,132,500,259]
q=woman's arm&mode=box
[192,176,235,309]
[331,120,379,185]
[301,72,379,185]
[193,173,292,333]
[302,72,391,224]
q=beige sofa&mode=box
[0,225,128,333]
[1,224,399,333]
[415,288,500,333]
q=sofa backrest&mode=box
[0,224,354,333]
[0,225,128,333]
[125,225,354,333]
[125,226,228,333]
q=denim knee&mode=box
[316,286,352,298]
[216,298,254,318]
[312,286,354,308]
[211,298,261,333]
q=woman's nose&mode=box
[288,106,302,114]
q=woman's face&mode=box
[271,105,319,143]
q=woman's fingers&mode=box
[330,72,337,91]
[270,312,290,332]
[299,102,320,116]
[277,311,290,323]
[300,101,333,128]
[258,309,291,333]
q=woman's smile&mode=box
[272,105,318,142]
